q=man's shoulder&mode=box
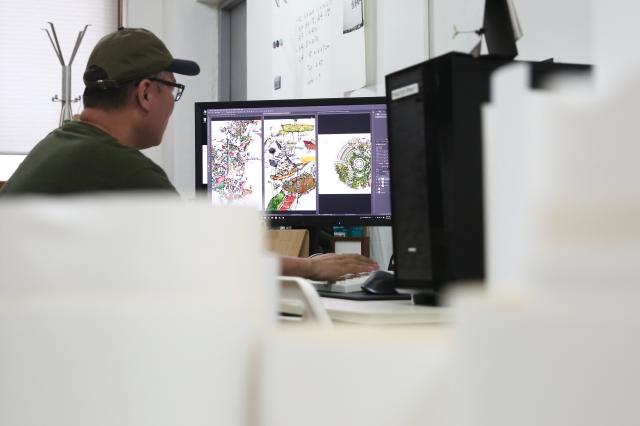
[60,122,151,165]
[40,121,119,155]
[0,121,176,195]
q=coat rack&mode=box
[42,22,90,127]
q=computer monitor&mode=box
[194,97,391,227]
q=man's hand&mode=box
[281,253,379,281]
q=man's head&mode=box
[81,28,199,148]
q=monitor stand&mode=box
[305,225,333,255]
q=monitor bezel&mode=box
[194,96,391,227]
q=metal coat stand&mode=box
[42,22,90,127]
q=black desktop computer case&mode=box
[385,52,590,304]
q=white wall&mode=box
[593,0,640,89]
[124,0,219,198]
[246,0,270,100]
[250,0,593,98]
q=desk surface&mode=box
[321,297,449,326]
[279,297,449,326]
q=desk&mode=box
[321,297,449,326]
[278,276,449,326]
[279,296,449,326]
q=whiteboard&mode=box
[247,0,430,99]
[271,0,367,98]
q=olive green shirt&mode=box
[0,121,177,196]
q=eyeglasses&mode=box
[148,77,185,101]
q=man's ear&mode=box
[136,80,152,111]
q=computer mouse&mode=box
[361,270,398,295]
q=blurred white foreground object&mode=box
[455,10,640,422]
[260,327,450,426]
[525,70,640,296]
[0,195,275,426]
[450,289,640,426]
[482,63,531,296]
[483,61,596,298]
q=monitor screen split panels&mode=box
[195,98,391,227]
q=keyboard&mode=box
[309,273,371,293]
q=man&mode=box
[0,27,377,281]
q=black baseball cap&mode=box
[83,27,200,90]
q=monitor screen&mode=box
[195,97,391,226]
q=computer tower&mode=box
[385,52,590,304]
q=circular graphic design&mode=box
[334,137,371,189]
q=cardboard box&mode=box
[266,229,309,257]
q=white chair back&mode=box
[278,276,332,326]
